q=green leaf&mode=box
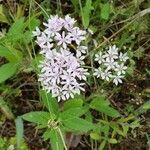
[63,97,83,110]
[8,18,24,34]
[7,18,25,42]
[40,90,59,115]
[108,138,117,144]
[85,111,93,122]
[100,3,110,20]
[62,117,94,132]
[0,63,18,83]
[22,111,55,126]
[136,100,150,115]
[90,96,120,118]
[15,117,24,149]
[27,17,40,30]
[22,31,32,44]
[0,5,9,23]
[49,129,64,150]
[71,0,79,11]
[99,140,106,150]
[122,125,129,137]
[43,128,52,141]
[118,32,133,47]
[81,0,93,28]
[130,119,140,129]
[0,138,5,148]
[0,45,22,62]
[134,47,144,59]
[60,108,85,120]
[110,123,124,136]
[101,124,110,137]
[142,102,150,109]
[90,132,100,140]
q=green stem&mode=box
[79,0,85,28]
[57,128,68,150]
[33,0,49,18]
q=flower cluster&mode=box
[33,15,89,101]
[38,49,89,102]
[93,45,128,85]
[33,15,87,59]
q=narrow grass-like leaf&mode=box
[71,0,79,11]
[81,0,93,28]
[99,140,106,150]
[0,5,9,23]
[15,117,24,149]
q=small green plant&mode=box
[89,95,141,149]
[0,137,28,150]
[0,12,40,119]
[22,91,95,149]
